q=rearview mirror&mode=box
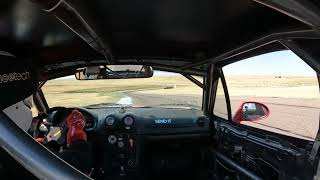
[233,101,270,123]
[75,65,153,80]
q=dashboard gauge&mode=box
[108,135,117,144]
[124,116,134,126]
[105,116,115,126]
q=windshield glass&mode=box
[42,71,203,109]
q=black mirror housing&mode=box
[75,65,153,80]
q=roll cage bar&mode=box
[1,0,320,179]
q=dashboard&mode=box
[45,106,210,179]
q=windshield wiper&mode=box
[85,103,122,109]
[85,103,153,109]
[154,103,200,110]
[85,103,200,110]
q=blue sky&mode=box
[223,50,316,76]
[58,50,317,80]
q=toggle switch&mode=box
[129,139,134,148]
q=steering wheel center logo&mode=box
[154,119,172,124]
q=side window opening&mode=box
[222,50,320,140]
[213,78,228,120]
[31,97,38,118]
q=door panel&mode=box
[211,117,314,180]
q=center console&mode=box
[94,108,210,180]
[103,115,138,179]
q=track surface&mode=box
[125,92,320,140]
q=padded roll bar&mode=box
[215,151,262,180]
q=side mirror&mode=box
[233,102,270,123]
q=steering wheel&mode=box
[34,107,95,148]
[32,107,96,177]
[33,107,74,148]
[33,107,66,139]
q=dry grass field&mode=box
[41,75,319,107]
[225,75,319,99]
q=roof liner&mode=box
[0,0,317,68]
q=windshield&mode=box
[42,71,203,109]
